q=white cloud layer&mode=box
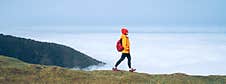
[1,26,226,75]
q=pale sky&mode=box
[0,0,225,26]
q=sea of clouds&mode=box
[1,26,226,75]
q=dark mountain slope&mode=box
[0,34,104,68]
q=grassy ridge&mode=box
[0,55,226,84]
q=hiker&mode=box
[113,28,136,72]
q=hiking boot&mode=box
[129,68,136,72]
[112,67,120,71]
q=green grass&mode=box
[0,55,226,84]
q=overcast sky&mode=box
[0,0,225,26]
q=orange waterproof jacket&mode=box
[121,34,130,53]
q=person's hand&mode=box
[126,48,130,51]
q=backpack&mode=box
[116,39,124,52]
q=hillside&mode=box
[0,34,104,68]
[0,55,225,84]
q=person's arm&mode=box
[122,36,129,51]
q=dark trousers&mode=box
[115,53,131,68]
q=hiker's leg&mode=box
[126,54,131,68]
[115,53,126,67]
